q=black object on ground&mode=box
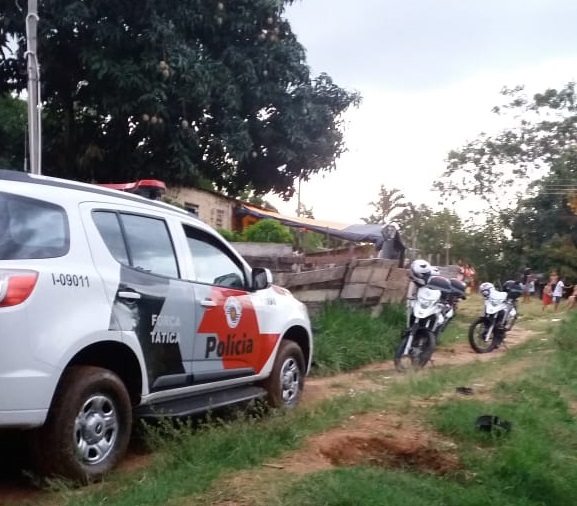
[475,415,512,434]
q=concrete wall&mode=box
[167,186,234,230]
[232,242,294,257]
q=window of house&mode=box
[184,202,199,216]
[215,209,225,228]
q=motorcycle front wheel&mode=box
[505,311,517,331]
[394,328,436,372]
[468,316,499,353]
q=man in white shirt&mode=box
[553,278,565,311]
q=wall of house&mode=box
[167,186,234,231]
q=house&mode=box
[167,186,405,265]
[166,185,238,231]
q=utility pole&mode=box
[296,176,302,251]
[296,176,301,217]
[26,0,41,174]
[445,227,451,266]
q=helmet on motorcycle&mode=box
[410,259,432,286]
[449,278,467,298]
[502,280,523,299]
[479,282,494,298]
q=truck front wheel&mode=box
[263,340,305,409]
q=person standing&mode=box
[528,278,535,299]
[552,276,565,312]
[522,266,532,303]
[542,271,558,311]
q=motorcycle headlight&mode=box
[419,299,434,309]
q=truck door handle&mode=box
[118,291,142,300]
[200,299,217,307]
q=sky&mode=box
[266,0,577,224]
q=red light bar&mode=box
[96,179,166,200]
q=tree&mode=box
[394,203,429,257]
[0,94,26,170]
[362,185,407,224]
[435,83,577,211]
[236,187,278,211]
[435,82,577,212]
[396,205,472,265]
[416,209,463,261]
[506,148,577,281]
[0,0,360,198]
[432,82,577,282]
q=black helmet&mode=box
[503,280,523,299]
[449,278,467,298]
[426,275,453,293]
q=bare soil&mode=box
[0,327,536,505]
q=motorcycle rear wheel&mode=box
[468,316,499,353]
[394,329,436,372]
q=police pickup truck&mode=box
[0,169,313,483]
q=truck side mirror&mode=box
[252,267,273,290]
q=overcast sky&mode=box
[267,0,577,223]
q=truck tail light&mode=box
[0,270,39,307]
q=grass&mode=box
[275,311,577,506]
[425,366,577,505]
[276,467,540,506]
[8,300,577,506]
[310,301,405,375]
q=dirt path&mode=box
[301,326,536,406]
[195,326,539,506]
[0,327,537,504]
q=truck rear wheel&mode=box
[30,365,132,484]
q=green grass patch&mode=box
[276,467,537,506]
[53,394,397,506]
[276,316,577,506]
[311,301,405,375]
[423,317,577,506]
[427,389,577,505]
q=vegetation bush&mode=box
[243,219,293,244]
[311,302,405,375]
[217,228,243,242]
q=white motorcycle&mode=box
[394,275,453,371]
[468,280,521,353]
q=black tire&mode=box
[394,329,436,372]
[435,318,451,343]
[29,365,133,484]
[262,340,305,409]
[468,317,498,354]
[505,313,517,332]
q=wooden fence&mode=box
[233,243,410,315]
[274,258,410,315]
